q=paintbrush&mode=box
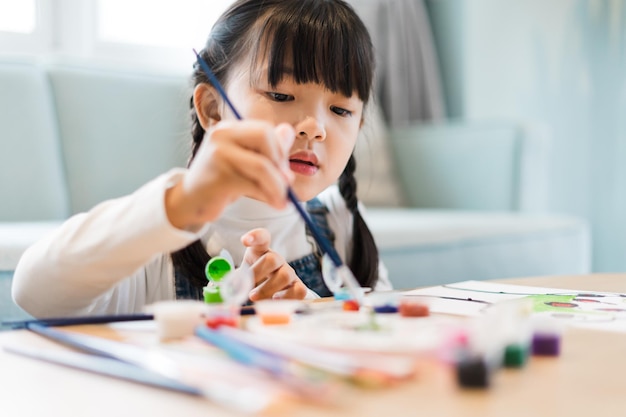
[2,313,154,329]
[2,306,258,330]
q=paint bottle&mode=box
[202,253,240,329]
[531,316,563,356]
[203,255,233,304]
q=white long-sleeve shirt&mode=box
[12,169,391,317]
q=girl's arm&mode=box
[13,121,296,316]
[12,169,201,317]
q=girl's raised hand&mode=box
[241,228,307,301]
[165,121,295,230]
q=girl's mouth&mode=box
[289,151,319,176]
[289,159,319,176]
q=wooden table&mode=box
[1,274,625,417]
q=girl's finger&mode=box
[227,153,289,206]
[249,267,296,301]
[203,142,290,208]
[241,228,272,265]
[272,281,307,300]
[212,120,290,168]
[248,250,284,277]
[274,123,296,180]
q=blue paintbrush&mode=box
[193,49,365,304]
[2,305,257,330]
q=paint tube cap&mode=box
[456,354,491,388]
[205,256,232,282]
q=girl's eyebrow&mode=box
[252,66,293,85]
[261,65,294,76]
[278,66,294,75]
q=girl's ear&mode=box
[193,83,221,129]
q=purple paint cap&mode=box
[530,315,564,356]
[532,332,561,356]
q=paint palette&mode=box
[246,309,460,355]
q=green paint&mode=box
[526,294,605,317]
[503,344,529,367]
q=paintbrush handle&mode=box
[3,306,258,330]
[2,313,154,329]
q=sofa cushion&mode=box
[48,64,191,213]
[367,208,590,290]
[0,59,70,220]
[389,122,550,211]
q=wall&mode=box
[427,0,626,272]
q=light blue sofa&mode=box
[0,57,590,326]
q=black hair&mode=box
[172,0,380,290]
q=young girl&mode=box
[12,0,392,317]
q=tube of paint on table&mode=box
[203,251,254,329]
[398,296,431,317]
[492,298,534,368]
[530,315,563,356]
[254,299,302,325]
[453,315,506,388]
[368,292,401,314]
[146,300,207,341]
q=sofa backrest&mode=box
[0,59,70,221]
[0,57,551,220]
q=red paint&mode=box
[398,300,430,317]
[343,299,360,311]
[205,316,238,329]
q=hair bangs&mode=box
[251,1,374,103]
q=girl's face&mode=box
[223,64,364,201]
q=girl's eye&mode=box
[331,106,353,117]
[267,92,293,102]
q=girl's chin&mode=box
[289,181,326,202]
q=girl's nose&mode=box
[296,116,326,142]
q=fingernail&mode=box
[249,287,259,300]
[276,124,295,149]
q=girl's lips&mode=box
[289,151,319,176]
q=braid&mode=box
[339,156,359,212]
[170,98,212,290]
[171,240,210,288]
[338,154,379,288]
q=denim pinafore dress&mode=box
[174,197,335,300]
